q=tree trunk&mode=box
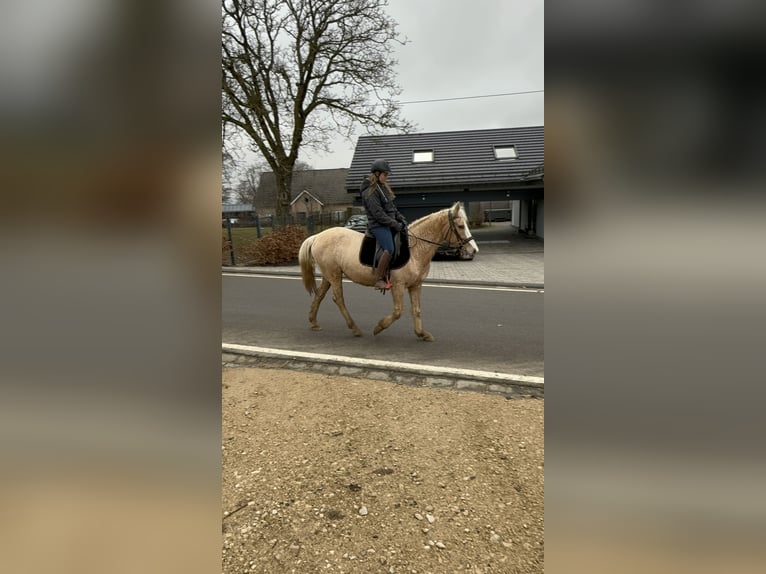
[274,168,293,224]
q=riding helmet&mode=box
[370,159,391,174]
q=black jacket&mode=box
[360,177,404,230]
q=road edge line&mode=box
[222,342,543,397]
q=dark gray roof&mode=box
[346,126,544,192]
[255,168,349,212]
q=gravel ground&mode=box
[222,368,544,574]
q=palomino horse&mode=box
[298,202,478,340]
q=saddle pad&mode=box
[358,230,410,269]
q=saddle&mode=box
[358,229,410,270]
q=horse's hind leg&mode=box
[408,285,434,341]
[373,284,405,336]
[308,278,331,331]
[330,276,362,337]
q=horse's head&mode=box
[447,202,479,256]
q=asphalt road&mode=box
[223,274,544,377]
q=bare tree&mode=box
[234,164,262,205]
[222,0,414,217]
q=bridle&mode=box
[407,210,474,250]
[447,209,475,248]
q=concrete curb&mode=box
[222,343,544,399]
[222,266,544,290]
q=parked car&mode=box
[434,243,475,261]
[484,208,512,222]
[344,214,368,233]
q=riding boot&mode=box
[373,250,392,290]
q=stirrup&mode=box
[374,277,390,294]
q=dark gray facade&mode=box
[346,126,543,222]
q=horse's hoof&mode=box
[310,325,322,331]
[373,324,383,335]
[352,330,362,337]
[422,333,434,342]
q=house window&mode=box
[413,149,434,163]
[494,145,517,160]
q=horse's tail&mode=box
[299,235,318,295]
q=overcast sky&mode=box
[241,0,544,172]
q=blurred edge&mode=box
[546,2,766,573]
[0,2,221,573]
[545,1,766,574]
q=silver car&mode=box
[344,215,368,233]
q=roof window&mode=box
[412,149,434,163]
[494,145,517,160]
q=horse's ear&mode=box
[451,202,461,217]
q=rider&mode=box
[360,159,407,291]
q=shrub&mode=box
[240,225,307,266]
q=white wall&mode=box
[511,199,544,238]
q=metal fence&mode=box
[224,211,348,230]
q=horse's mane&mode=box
[410,204,467,231]
[409,207,449,230]
[409,209,443,236]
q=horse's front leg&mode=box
[408,284,434,341]
[373,284,405,336]
[330,276,362,337]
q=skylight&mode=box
[413,149,434,163]
[494,145,517,159]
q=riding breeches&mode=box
[370,226,394,254]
